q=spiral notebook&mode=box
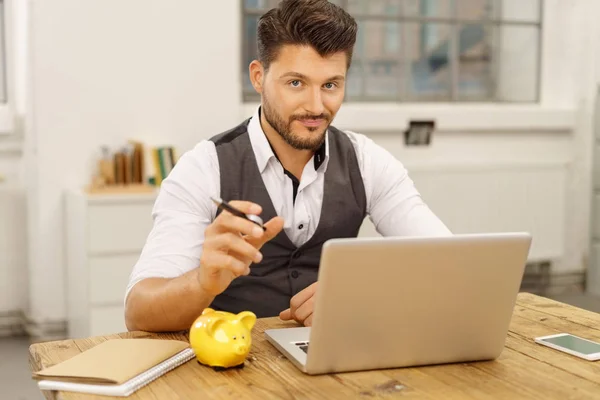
[32,338,196,397]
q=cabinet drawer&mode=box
[90,306,127,336]
[90,254,139,305]
[88,202,154,254]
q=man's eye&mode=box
[324,82,337,89]
[290,80,301,87]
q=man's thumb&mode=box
[246,216,284,248]
[263,216,284,242]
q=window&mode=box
[0,0,16,136]
[241,0,542,103]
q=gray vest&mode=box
[208,119,366,317]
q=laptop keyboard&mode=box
[295,341,309,353]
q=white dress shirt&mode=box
[125,107,451,301]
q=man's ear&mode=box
[249,60,265,94]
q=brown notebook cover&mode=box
[32,339,190,385]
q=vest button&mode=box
[293,251,302,259]
[291,270,299,279]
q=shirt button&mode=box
[298,224,304,230]
[291,271,299,279]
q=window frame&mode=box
[0,0,16,136]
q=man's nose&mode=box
[304,87,325,116]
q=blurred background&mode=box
[2,0,600,398]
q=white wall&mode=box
[0,0,26,184]
[541,0,599,275]
[25,1,242,323]
[0,0,27,323]
[579,0,600,295]
[0,187,26,315]
[5,0,598,326]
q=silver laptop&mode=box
[264,232,532,375]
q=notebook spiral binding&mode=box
[123,348,196,396]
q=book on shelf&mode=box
[151,146,177,186]
[88,141,178,194]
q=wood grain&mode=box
[29,293,600,399]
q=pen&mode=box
[210,197,266,231]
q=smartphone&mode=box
[535,333,600,361]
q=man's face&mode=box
[257,45,347,151]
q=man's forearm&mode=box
[125,269,215,332]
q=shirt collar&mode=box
[247,106,276,174]
[247,106,329,174]
[313,135,328,171]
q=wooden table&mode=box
[29,293,600,399]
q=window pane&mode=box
[352,20,403,100]
[242,15,260,96]
[346,62,364,100]
[456,0,494,21]
[244,0,348,12]
[407,23,452,100]
[457,24,493,100]
[244,0,280,11]
[498,0,540,23]
[244,0,260,9]
[404,0,453,19]
[494,25,539,102]
[348,0,401,16]
[345,19,369,100]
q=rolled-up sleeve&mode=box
[347,131,452,237]
[124,141,220,303]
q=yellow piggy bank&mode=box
[189,308,256,370]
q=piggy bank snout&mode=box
[234,343,248,355]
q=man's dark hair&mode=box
[257,0,358,71]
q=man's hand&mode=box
[198,201,284,296]
[279,282,318,326]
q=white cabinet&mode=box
[65,190,157,338]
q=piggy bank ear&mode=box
[206,317,225,337]
[237,311,256,331]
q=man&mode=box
[125,0,451,333]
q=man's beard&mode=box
[262,93,330,151]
